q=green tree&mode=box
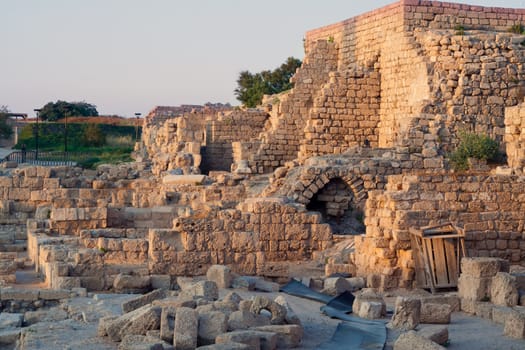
[0,105,13,139]
[39,100,98,121]
[235,57,302,108]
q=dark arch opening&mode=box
[306,178,365,235]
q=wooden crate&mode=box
[409,223,466,293]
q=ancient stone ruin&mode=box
[2,1,525,349]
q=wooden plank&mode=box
[444,237,458,285]
[423,239,437,290]
[411,235,428,288]
[432,238,449,286]
[421,233,464,239]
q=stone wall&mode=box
[201,110,269,173]
[505,101,525,170]
[354,173,525,289]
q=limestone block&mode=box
[24,308,68,325]
[98,315,119,337]
[216,330,277,350]
[417,326,449,346]
[346,277,366,291]
[250,296,287,325]
[474,302,493,320]
[358,301,384,320]
[212,301,238,315]
[160,306,176,343]
[163,175,206,185]
[0,288,39,301]
[389,297,421,331]
[196,342,251,350]
[322,277,351,296]
[274,296,301,326]
[53,276,81,290]
[457,275,491,301]
[106,305,162,342]
[151,275,172,290]
[251,325,303,348]
[420,303,451,324]
[118,334,173,350]
[179,280,219,301]
[394,331,446,350]
[228,310,271,331]
[490,272,519,307]
[174,307,198,350]
[0,313,23,328]
[113,273,151,293]
[198,311,228,346]
[38,289,71,300]
[0,328,21,346]
[461,257,504,278]
[352,289,386,317]
[122,289,167,313]
[492,306,514,325]
[224,292,243,306]
[504,308,525,339]
[206,265,232,289]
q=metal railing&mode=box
[0,150,94,166]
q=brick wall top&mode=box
[305,0,525,43]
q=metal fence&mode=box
[0,150,94,166]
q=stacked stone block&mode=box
[505,101,525,170]
[354,173,525,289]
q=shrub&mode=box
[82,124,105,147]
[508,23,525,34]
[454,24,465,36]
[448,132,499,171]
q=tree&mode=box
[38,100,98,121]
[0,105,13,139]
[234,57,302,108]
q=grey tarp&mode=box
[280,279,386,350]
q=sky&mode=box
[1,0,523,118]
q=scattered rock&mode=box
[207,265,233,289]
[490,272,519,307]
[420,303,451,324]
[394,330,446,350]
[106,305,162,342]
[174,307,198,350]
[179,281,219,301]
[250,296,287,325]
[389,297,421,331]
[252,324,303,348]
[418,326,449,345]
[198,311,228,346]
[122,289,168,313]
[503,308,525,339]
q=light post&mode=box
[135,112,141,143]
[33,109,40,160]
[64,114,68,154]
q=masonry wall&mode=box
[505,101,525,169]
[201,110,268,173]
[354,173,525,289]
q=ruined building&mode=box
[2,0,525,293]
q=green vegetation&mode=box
[0,105,13,139]
[454,24,465,36]
[38,100,98,121]
[508,23,525,34]
[448,132,499,171]
[16,122,137,168]
[234,57,302,108]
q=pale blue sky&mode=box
[1,0,522,117]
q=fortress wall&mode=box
[354,173,525,289]
[505,101,525,169]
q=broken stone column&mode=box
[389,297,421,331]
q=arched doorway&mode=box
[306,178,365,235]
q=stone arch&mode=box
[303,172,367,235]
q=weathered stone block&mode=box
[490,272,519,307]
[504,308,525,339]
[352,289,386,317]
[322,277,351,296]
[0,288,39,301]
[122,289,167,313]
[113,273,151,293]
[394,330,445,350]
[389,297,421,331]
[457,275,491,301]
[417,326,449,346]
[0,313,23,328]
[461,257,503,278]
[358,301,384,320]
[174,307,198,350]
[206,265,232,289]
[106,305,162,342]
[196,342,251,350]
[228,310,271,331]
[274,296,301,326]
[492,306,513,325]
[216,330,277,350]
[252,325,303,348]
[420,303,451,324]
[198,311,228,346]
[250,296,286,325]
[180,280,219,301]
